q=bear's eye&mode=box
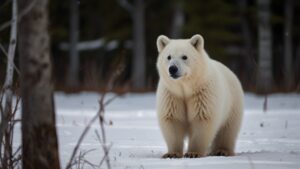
[182,55,188,60]
[167,55,171,60]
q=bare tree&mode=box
[256,0,273,94]
[67,0,80,88]
[0,0,18,168]
[283,0,294,90]
[18,0,61,168]
[0,0,36,33]
[117,0,146,90]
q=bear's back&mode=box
[211,59,244,109]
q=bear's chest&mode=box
[184,89,216,122]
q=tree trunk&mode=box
[170,0,184,38]
[0,0,17,167]
[131,0,146,90]
[67,0,80,87]
[256,0,273,94]
[284,0,294,90]
[237,0,255,88]
[18,0,61,168]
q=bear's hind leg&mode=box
[210,110,242,156]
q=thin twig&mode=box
[94,129,113,167]
[0,93,21,168]
[97,99,111,169]
[12,146,21,158]
[0,44,21,75]
[263,94,268,112]
[98,144,113,168]
[65,96,118,169]
[75,149,97,169]
[104,95,118,107]
[65,59,125,169]
[82,159,98,169]
[65,113,99,169]
[0,43,8,56]
[11,95,21,119]
[96,64,125,169]
[12,154,21,168]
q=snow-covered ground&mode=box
[50,92,300,169]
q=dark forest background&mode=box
[1,0,300,93]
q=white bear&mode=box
[156,34,244,158]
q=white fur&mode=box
[156,34,244,158]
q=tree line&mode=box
[1,0,300,93]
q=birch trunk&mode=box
[0,0,17,167]
[18,0,61,168]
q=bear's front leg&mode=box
[156,86,186,158]
[159,119,186,158]
[185,120,215,158]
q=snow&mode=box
[14,92,300,168]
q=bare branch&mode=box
[0,0,36,32]
[95,61,125,169]
[11,154,21,168]
[65,112,99,169]
[94,130,113,168]
[73,149,99,169]
[11,95,20,119]
[0,43,20,75]
[0,43,8,56]
[97,100,111,169]
[104,95,118,107]
[12,146,21,159]
[65,57,125,169]
[64,93,120,169]
[82,159,97,169]
[263,95,268,112]
[98,144,113,168]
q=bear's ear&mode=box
[157,35,170,52]
[190,34,204,51]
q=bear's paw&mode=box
[210,149,234,156]
[162,152,183,158]
[184,152,204,158]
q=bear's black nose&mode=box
[169,65,178,75]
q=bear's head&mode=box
[156,34,210,84]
